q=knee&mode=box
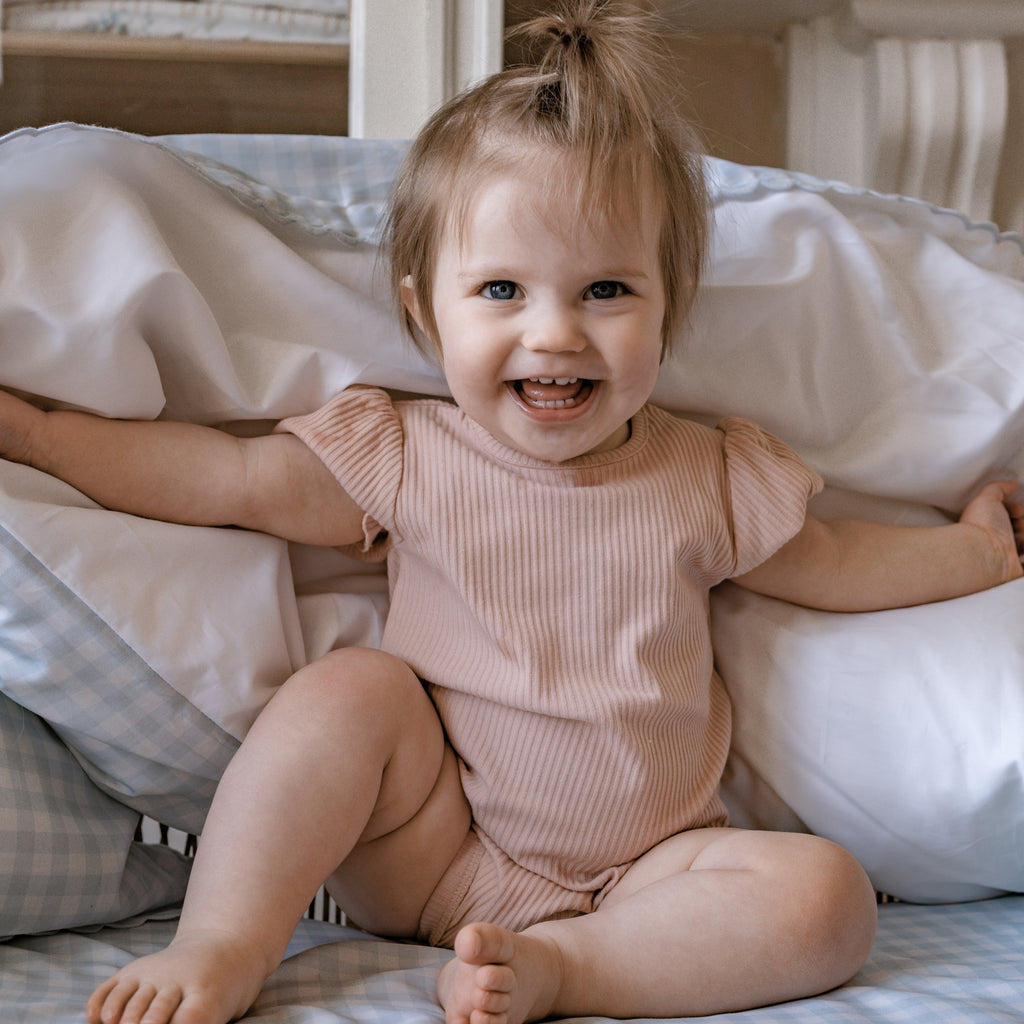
[281,647,424,719]
[789,836,877,989]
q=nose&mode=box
[521,300,587,354]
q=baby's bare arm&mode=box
[735,481,1024,612]
[0,389,365,546]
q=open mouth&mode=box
[510,377,595,410]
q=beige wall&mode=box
[996,39,1024,232]
[504,1,784,168]
[665,35,782,168]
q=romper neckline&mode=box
[458,404,652,480]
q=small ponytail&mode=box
[507,0,668,160]
[387,0,708,357]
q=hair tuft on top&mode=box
[507,0,664,152]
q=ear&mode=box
[401,276,443,360]
[401,276,424,331]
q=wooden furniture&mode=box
[0,31,348,136]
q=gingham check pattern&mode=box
[1,899,1022,1022]
[0,524,239,935]
[158,133,409,241]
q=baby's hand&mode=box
[959,480,1024,584]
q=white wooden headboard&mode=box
[348,0,503,139]
[786,1,1024,232]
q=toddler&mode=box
[0,3,1019,1023]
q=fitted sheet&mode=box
[2,897,1023,1023]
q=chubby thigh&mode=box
[322,672,473,939]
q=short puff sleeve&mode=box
[720,416,823,578]
[275,386,404,560]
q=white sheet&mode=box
[3,897,1023,1023]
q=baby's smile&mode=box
[509,377,595,411]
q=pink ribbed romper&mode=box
[279,386,821,945]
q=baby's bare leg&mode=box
[87,647,471,1024]
[438,828,876,1024]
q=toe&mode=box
[138,987,186,1024]
[476,963,514,997]
[121,982,165,1024]
[474,981,513,1015]
[456,923,517,966]
[87,978,139,1024]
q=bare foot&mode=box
[85,930,268,1024]
[436,922,564,1024]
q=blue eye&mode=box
[587,281,625,300]
[485,281,518,300]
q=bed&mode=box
[0,123,1022,1021]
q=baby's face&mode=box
[412,168,666,464]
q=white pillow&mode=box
[714,580,1024,902]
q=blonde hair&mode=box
[384,0,708,357]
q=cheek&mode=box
[437,313,507,382]
[617,340,663,409]
[620,325,663,380]
[437,338,493,405]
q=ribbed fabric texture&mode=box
[280,387,821,892]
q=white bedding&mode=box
[0,123,1022,1021]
